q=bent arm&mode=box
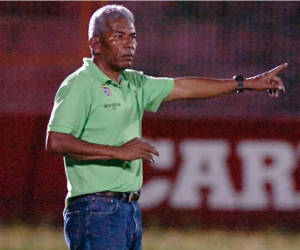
[46,131,116,160]
[46,132,159,163]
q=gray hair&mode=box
[88,5,135,40]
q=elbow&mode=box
[46,132,65,154]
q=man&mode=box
[46,4,287,250]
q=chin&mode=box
[118,62,132,70]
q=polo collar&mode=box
[83,58,128,88]
[120,72,129,89]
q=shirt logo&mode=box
[101,84,112,96]
[104,103,121,110]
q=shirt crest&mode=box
[101,84,112,96]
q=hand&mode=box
[245,63,288,98]
[113,138,159,164]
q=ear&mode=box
[89,37,101,55]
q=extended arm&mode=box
[46,132,158,163]
[165,63,287,101]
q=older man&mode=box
[46,4,287,250]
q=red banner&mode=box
[1,113,300,228]
[141,117,300,228]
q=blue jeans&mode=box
[63,194,142,250]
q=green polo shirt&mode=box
[47,58,174,204]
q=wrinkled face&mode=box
[99,18,137,71]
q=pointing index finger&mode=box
[268,62,288,76]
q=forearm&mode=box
[46,131,117,160]
[46,133,159,163]
[65,153,113,160]
[172,77,239,100]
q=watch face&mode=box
[235,75,244,81]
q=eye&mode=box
[114,34,123,39]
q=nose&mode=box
[125,37,137,50]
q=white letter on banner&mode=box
[289,142,300,207]
[237,141,296,210]
[145,138,174,170]
[139,139,174,209]
[139,178,171,209]
[170,140,237,209]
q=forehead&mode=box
[106,18,136,33]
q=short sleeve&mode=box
[47,75,93,137]
[142,75,174,112]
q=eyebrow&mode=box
[115,30,136,36]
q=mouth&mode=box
[121,54,134,63]
[122,54,134,59]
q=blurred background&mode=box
[0,1,300,249]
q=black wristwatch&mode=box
[233,75,244,93]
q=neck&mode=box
[92,57,121,83]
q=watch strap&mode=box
[233,75,244,93]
